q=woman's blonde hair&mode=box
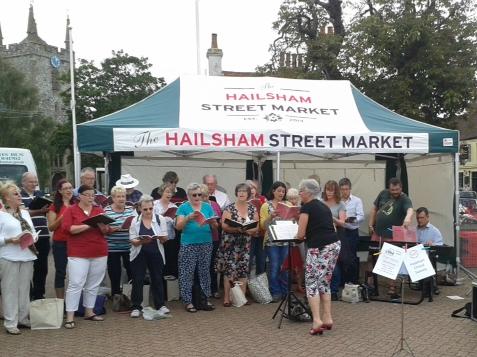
[0,181,19,201]
[110,185,126,197]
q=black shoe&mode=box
[331,293,339,301]
[434,288,440,295]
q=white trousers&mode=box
[0,258,34,329]
[65,257,107,312]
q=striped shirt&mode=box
[103,205,137,252]
[20,189,50,240]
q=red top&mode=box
[48,204,70,242]
[62,204,108,258]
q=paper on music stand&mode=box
[402,244,436,282]
[372,242,406,280]
[268,221,298,242]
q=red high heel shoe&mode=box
[322,323,333,330]
[309,326,325,336]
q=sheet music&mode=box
[269,221,298,241]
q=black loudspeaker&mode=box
[472,282,477,321]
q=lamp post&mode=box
[195,0,201,75]
[68,17,81,186]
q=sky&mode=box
[0,0,284,82]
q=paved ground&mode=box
[1,261,477,357]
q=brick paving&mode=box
[1,262,477,357]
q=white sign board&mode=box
[403,244,436,282]
[373,243,435,282]
[372,242,406,280]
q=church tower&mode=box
[0,5,70,122]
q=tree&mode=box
[0,58,57,185]
[263,0,477,126]
[54,50,166,166]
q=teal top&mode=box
[177,201,214,245]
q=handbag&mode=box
[75,294,107,317]
[122,281,151,307]
[30,298,64,330]
[341,283,361,303]
[230,281,248,307]
[248,273,272,304]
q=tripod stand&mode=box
[272,240,311,328]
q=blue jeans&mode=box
[266,245,289,298]
[250,237,266,275]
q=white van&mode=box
[0,148,38,186]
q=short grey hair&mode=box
[21,172,37,183]
[298,179,321,197]
[287,188,299,200]
[80,167,95,177]
[110,185,126,197]
[202,175,217,184]
[138,194,154,208]
[187,182,202,196]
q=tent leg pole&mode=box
[276,151,280,181]
[454,152,461,281]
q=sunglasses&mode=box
[191,193,202,197]
[142,207,153,211]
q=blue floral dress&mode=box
[215,203,256,279]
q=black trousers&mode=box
[210,240,220,294]
[32,237,50,300]
[52,241,67,289]
[107,252,131,295]
[163,238,180,278]
[130,248,165,310]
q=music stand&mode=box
[391,274,415,357]
[271,239,311,328]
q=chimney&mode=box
[206,33,223,76]
[292,54,297,68]
[279,53,285,67]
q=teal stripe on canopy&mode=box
[78,78,181,152]
[351,85,458,153]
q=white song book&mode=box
[268,221,299,242]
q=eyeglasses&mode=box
[142,207,153,211]
[191,193,202,197]
[80,193,95,198]
[237,189,249,193]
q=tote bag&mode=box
[230,282,248,307]
[30,298,64,330]
[248,273,272,304]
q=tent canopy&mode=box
[77,75,458,154]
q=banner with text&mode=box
[113,128,429,153]
[179,76,370,134]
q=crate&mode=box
[460,233,477,268]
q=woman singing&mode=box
[47,179,74,299]
[62,185,110,329]
[0,182,37,335]
[296,179,341,336]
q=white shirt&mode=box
[341,194,364,230]
[0,210,37,262]
[211,190,231,210]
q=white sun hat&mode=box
[116,174,139,189]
